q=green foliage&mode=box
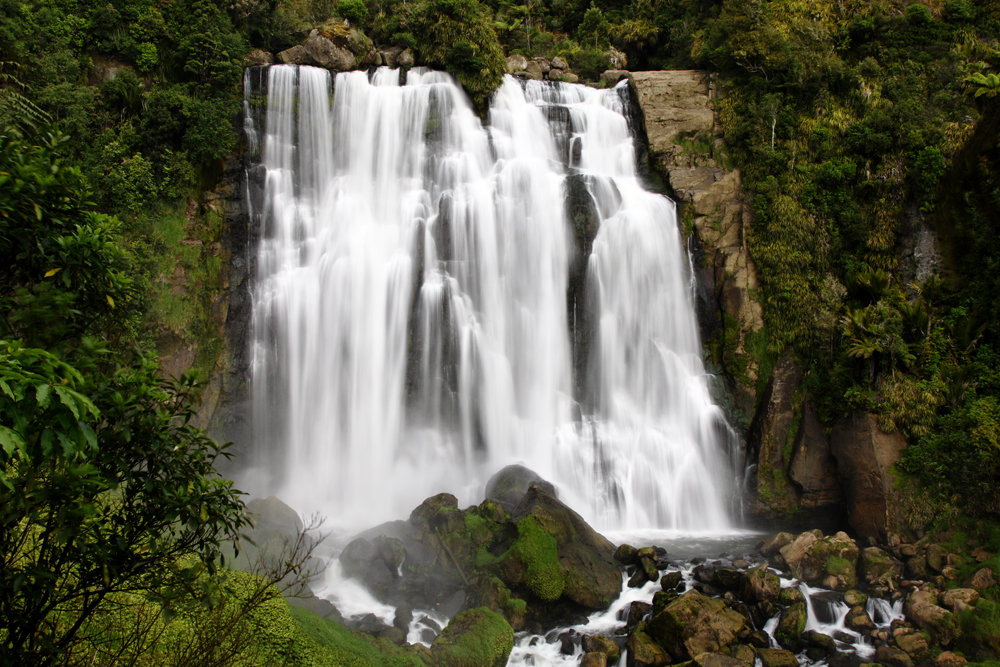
[0,341,247,664]
[337,0,370,25]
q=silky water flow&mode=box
[243,65,740,533]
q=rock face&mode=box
[830,412,907,541]
[747,353,842,522]
[628,70,762,415]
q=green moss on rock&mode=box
[430,607,514,667]
[510,516,565,602]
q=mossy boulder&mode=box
[774,601,806,649]
[430,607,513,667]
[779,531,858,590]
[755,648,799,667]
[509,485,620,610]
[626,629,670,666]
[862,546,903,590]
[645,589,747,661]
[499,516,565,601]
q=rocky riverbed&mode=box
[248,465,999,666]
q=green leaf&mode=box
[36,383,52,408]
[0,425,25,457]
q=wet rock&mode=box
[582,634,620,660]
[830,412,908,541]
[759,532,795,556]
[843,589,868,607]
[774,601,806,649]
[511,485,620,610]
[661,571,683,590]
[732,644,757,665]
[627,601,653,632]
[646,589,746,661]
[876,645,915,667]
[778,586,803,605]
[805,630,836,655]
[485,464,557,512]
[581,652,607,667]
[743,564,780,605]
[615,543,639,564]
[691,652,742,667]
[430,607,513,667]
[627,629,670,666]
[845,605,875,632]
[755,648,799,667]
[652,589,678,612]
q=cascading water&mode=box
[243,64,739,532]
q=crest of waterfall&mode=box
[244,65,739,531]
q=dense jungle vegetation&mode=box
[1,0,1000,662]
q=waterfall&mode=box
[244,65,739,532]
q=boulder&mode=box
[626,630,670,667]
[303,32,356,70]
[905,589,958,646]
[645,590,746,661]
[936,651,968,666]
[829,412,908,541]
[779,531,859,590]
[895,630,930,661]
[485,464,557,512]
[379,46,403,67]
[967,566,997,590]
[551,56,569,70]
[742,564,780,605]
[506,54,528,73]
[430,607,513,667]
[940,588,980,612]
[759,532,795,556]
[277,45,309,64]
[531,57,551,74]
[245,48,273,65]
[774,602,806,649]
[510,485,620,609]
[397,48,415,68]
[581,652,607,667]
[523,60,544,80]
[615,544,639,564]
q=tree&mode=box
[0,341,248,665]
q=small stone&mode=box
[968,567,997,590]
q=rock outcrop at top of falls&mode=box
[339,470,620,631]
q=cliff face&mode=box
[628,70,763,417]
